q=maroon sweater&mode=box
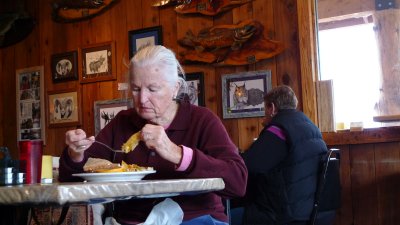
[59,101,248,224]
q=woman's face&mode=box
[130,65,179,124]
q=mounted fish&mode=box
[152,0,181,7]
[0,13,35,48]
[52,0,120,23]
[178,19,285,66]
[0,0,35,48]
[152,0,253,16]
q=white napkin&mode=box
[104,217,121,225]
[140,198,183,225]
[92,204,105,225]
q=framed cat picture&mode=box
[221,70,272,119]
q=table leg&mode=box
[54,206,70,225]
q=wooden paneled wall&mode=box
[323,127,400,225]
[0,0,305,158]
[1,1,400,225]
[329,141,400,225]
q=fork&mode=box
[77,140,124,153]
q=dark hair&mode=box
[264,85,298,110]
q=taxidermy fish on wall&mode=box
[0,0,35,48]
[152,0,253,16]
[0,13,35,48]
[178,19,285,66]
[52,0,120,23]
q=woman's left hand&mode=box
[141,124,182,164]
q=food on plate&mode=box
[83,158,120,172]
[121,131,141,153]
[97,161,154,173]
[83,157,154,173]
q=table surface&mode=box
[0,178,225,206]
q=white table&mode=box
[0,178,225,225]
[0,178,225,205]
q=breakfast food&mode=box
[97,161,154,173]
[121,131,141,153]
[83,158,120,172]
[83,157,154,173]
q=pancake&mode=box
[83,158,120,172]
[121,131,141,153]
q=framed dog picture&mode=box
[128,26,162,59]
[51,51,78,83]
[16,66,45,142]
[81,41,116,83]
[47,89,81,127]
[94,98,133,135]
[222,70,272,119]
[177,72,205,106]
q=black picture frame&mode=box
[221,70,272,119]
[184,72,205,106]
[51,51,78,83]
[128,26,163,59]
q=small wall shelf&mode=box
[373,114,400,122]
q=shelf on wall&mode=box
[373,114,400,122]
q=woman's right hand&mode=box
[65,129,95,162]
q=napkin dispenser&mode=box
[0,146,24,185]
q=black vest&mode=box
[244,109,327,225]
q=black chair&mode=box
[309,148,341,225]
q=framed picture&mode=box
[94,99,133,135]
[128,26,163,59]
[222,70,272,119]
[47,89,81,127]
[51,50,78,83]
[178,72,205,106]
[81,41,116,83]
[16,66,46,142]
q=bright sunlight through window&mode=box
[318,23,381,129]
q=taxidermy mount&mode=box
[52,0,120,23]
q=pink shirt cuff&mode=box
[176,145,193,171]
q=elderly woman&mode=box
[231,85,328,225]
[59,45,247,225]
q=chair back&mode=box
[309,148,341,225]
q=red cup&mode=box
[19,140,43,184]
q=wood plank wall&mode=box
[0,0,303,158]
[1,1,400,225]
[329,141,400,225]
[322,127,400,225]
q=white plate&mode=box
[72,170,156,182]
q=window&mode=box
[318,22,382,129]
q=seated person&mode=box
[59,45,248,225]
[231,85,328,225]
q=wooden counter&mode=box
[322,126,400,225]
[322,126,400,146]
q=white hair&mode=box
[130,45,187,95]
